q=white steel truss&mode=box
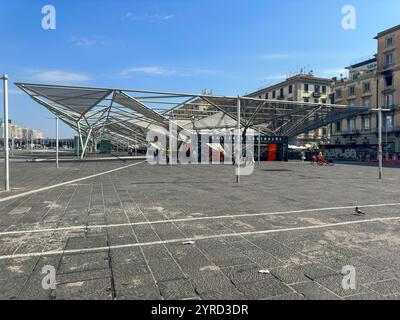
[15,82,369,157]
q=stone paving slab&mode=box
[1,161,400,300]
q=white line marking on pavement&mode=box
[1,216,400,260]
[0,161,145,204]
[1,202,399,236]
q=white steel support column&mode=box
[92,131,97,154]
[258,129,261,166]
[135,134,137,155]
[2,75,10,191]
[77,122,84,159]
[56,117,59,168]
[80,127,93,159]
[236,97,241,184]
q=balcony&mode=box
[341,130,360,138]
[382,104,399,111]
[313,92,322,98]
[368,126,400,136]
[381,64,394,73]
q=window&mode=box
[385,115,394,131]
[322,86,327,94]
[348,118,356,132]
[363,82,371,92]
[314,99,319,103]
[336,121,341,132]
[363,97,371,108]
[322,99,327,104]
[362,117,371,130]
[335,89,342,98]
[315,85,320,93]
[304,84,309,92]
[272,91,276,98]
[385,94,393,107]
[385,74,393,87]
[289,85,293,94]
[348,85,356,96]
[303,97,310,103]
[387,36,394,47]
[280,88,284,97]
[265,92,269,99]
[259,95,262,99]
[348,100,356,108]
[386,53,393,66]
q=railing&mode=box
[336,126,400,135]
[340,129,359,136]
[371,126,400,134]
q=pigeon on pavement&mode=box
[355,206,365,215]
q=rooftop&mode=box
[248,73,333,97]
[374,24,400,39]
[347,57,377,70]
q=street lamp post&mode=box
[236,97,241,184]
[371,107,389,180]
[378,107,383,179]
[30,131,33,155]
[2,74,9,191]
[385,115,389,161]
[47,117,59,168]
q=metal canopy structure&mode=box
[15,82,369,157]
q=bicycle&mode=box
[317,159,335,166]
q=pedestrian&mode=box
[166,147,170,165]
[312,153,318,164]
[154,149,159,164]
[300,151,305,162]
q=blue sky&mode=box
[0,0,399,138]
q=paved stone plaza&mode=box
[1,159,400,300]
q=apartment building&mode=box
[248,73,334,144]
[330,24,400,157]
[331,58,378,144]
[0,120,44,144]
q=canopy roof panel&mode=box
[15,82,369,150]
[18,84,112,115]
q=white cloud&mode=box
[162,15,175,20]
[189,68,220,75]
[321,68,348,77]
[261,74,287,81]
[0,88,23,95]
[121,66,176,76]
[258,53,294,60]
[120,66,222,78]
[69,36,97,48]
[30,70,91,82]
[122,13,175,22]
